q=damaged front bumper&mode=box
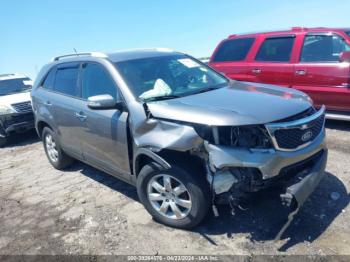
[0,113,34,137]
[275,148,327,240]
[206,127,326,201]
[206,127,326,180]
[206,128,327,239]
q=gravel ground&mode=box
[0,120,349,256]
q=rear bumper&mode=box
[0,113,34,137]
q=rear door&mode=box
[293,32,350,111]
[51,62,85,159]
[80,62,131,179]
[248,35,296,87]
[209,37,256,81]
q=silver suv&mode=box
[31,49,327,233]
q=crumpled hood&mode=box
[146,81,312,126]
[0,91,31,107]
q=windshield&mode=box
[0,78,32,96]
[114,54,228,101]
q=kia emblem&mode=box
[301,130,313,142]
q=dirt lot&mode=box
[0,120,349,256]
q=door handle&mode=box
[295,69,307,75]
[44,101,52,106]
[74,112,87,121]
[252,68,261,74]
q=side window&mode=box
[81,63,117,99]
[41,68,56,90]
[54,66,80,97]
[301,34,350,62]
[212,38,255,62]
[255,36,295,62]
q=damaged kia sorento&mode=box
[31,49,327,235]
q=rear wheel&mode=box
[137,162,210,229]
[42,127,74,169]
[0,137,7,147]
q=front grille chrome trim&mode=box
[265,105,326,152]
[11,101,33,113]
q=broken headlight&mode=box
[193,124,273,149]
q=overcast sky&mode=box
[1,0,349,79]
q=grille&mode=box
[274,114,324,150]
[11,101,33,113]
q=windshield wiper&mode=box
[144,95,181,102]
[188,86,222,95]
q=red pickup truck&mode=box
[209,27,350,121]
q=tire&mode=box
[0,136,7,148]
[42,127,74,170]
[137,162,210,229]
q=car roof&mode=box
[0,74,30,81]
[51,48,183,64]
[228,27,350,39]
[107,48,183,62]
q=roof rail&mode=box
[52,52,108,61]
[0,73,16,77]
[291,27,308,31]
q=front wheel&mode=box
[137,162,210,229]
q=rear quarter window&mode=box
[300,34,350,62]
[41,68,56,90]
[212,38,255,62]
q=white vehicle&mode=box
[0,74,34,147]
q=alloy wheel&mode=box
[147,174,192,220]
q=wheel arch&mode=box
[133,148,207,179]
[133,148,171,177]
[36,120,53,138]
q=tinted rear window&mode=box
[54,67,80,97]
[255,36,295,62]
[212,38,255,62]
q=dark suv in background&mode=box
[210,27,350,121]
[31,49,327,234]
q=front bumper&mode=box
[206,127,326,179]
[0,112,34,137]
[274,148,327,240]
[206,132,328,240]
[280,148,327,208]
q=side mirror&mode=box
[339,51,350,62]
[87,94,124,110]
